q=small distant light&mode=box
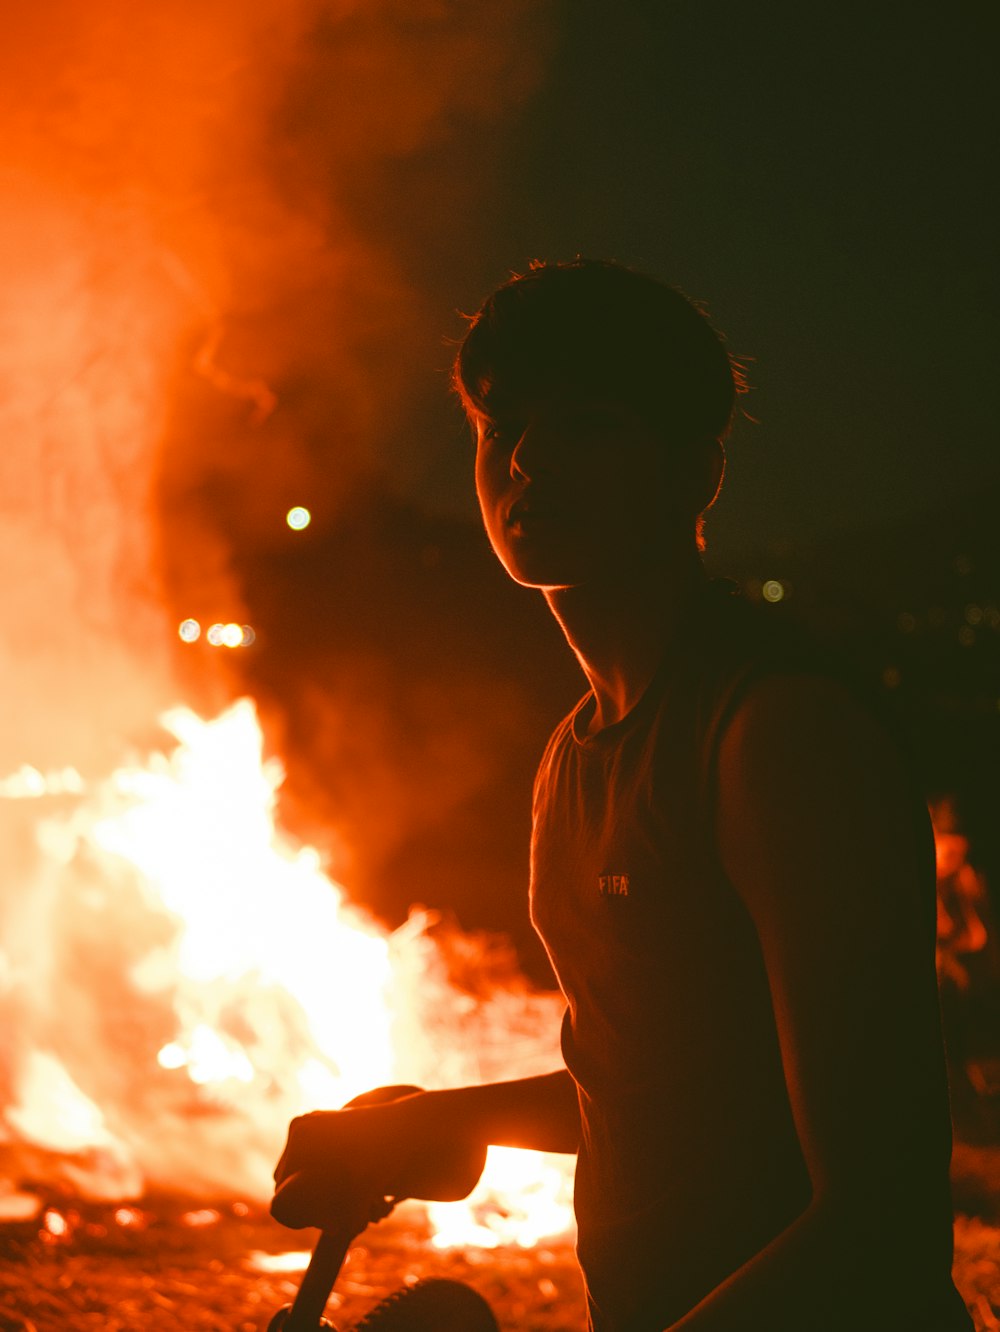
[287,506,311,531]
[240,625,256,647]
[44,1209,68,1237]
[965,605,984,626]
[762,579,785,604]
[221,622,244,648]
[206,623,225,646]
[896,612,917,633]
[178,618,201,643]
[231,1201,250,1218]
[958,625,976,647]
[181,1209,221,1229]
[882,666,902,689]
[114,1207,147,1229]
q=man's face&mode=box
[473,388,688,590]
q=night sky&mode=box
[400,2,998,564]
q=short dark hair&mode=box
[452,258,741,452]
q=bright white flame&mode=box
[286,506,311,530]
[156,1025,255,1085]
[6,1051,113,1154]
[428,1146,575,1249]
[4,699,574,1245]
[88,701,397,1103]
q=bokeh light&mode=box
[286,507,311,531]
[206,624,225,647]
[762,579,785,604]
[178,619,201,643]
[240,625,256,647]
[221,623,244,649]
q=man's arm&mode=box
[668,673,948,1331]
[272,1069,579,1229]
[425,1069,581,1155]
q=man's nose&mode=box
[509,422,556,482]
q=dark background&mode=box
[159,1,999,982]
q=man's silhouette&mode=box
[272,260,972,1332]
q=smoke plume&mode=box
[0,0,560,1202]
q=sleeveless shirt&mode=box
[529,579,970,1332]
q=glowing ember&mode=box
[1,699,574,1248]
[245,1250,312,1274]
[0,1191,42,1223]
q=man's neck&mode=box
[543,546,708,735]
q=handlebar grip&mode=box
[279,1225,355,1331]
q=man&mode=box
[273,260,972,1331]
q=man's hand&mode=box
[271,1084,488,1231]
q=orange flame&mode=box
[1,700,574,1247]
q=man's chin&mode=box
[498,557,587,591]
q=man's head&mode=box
[453,259,741,587]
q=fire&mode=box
[0,700,575,1249]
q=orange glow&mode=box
[2,700,574,1247]
[931,800,990,992]
[0,0,560,1252]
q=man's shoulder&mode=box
[532,699,586,796]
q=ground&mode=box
[1,1144,999,1331]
